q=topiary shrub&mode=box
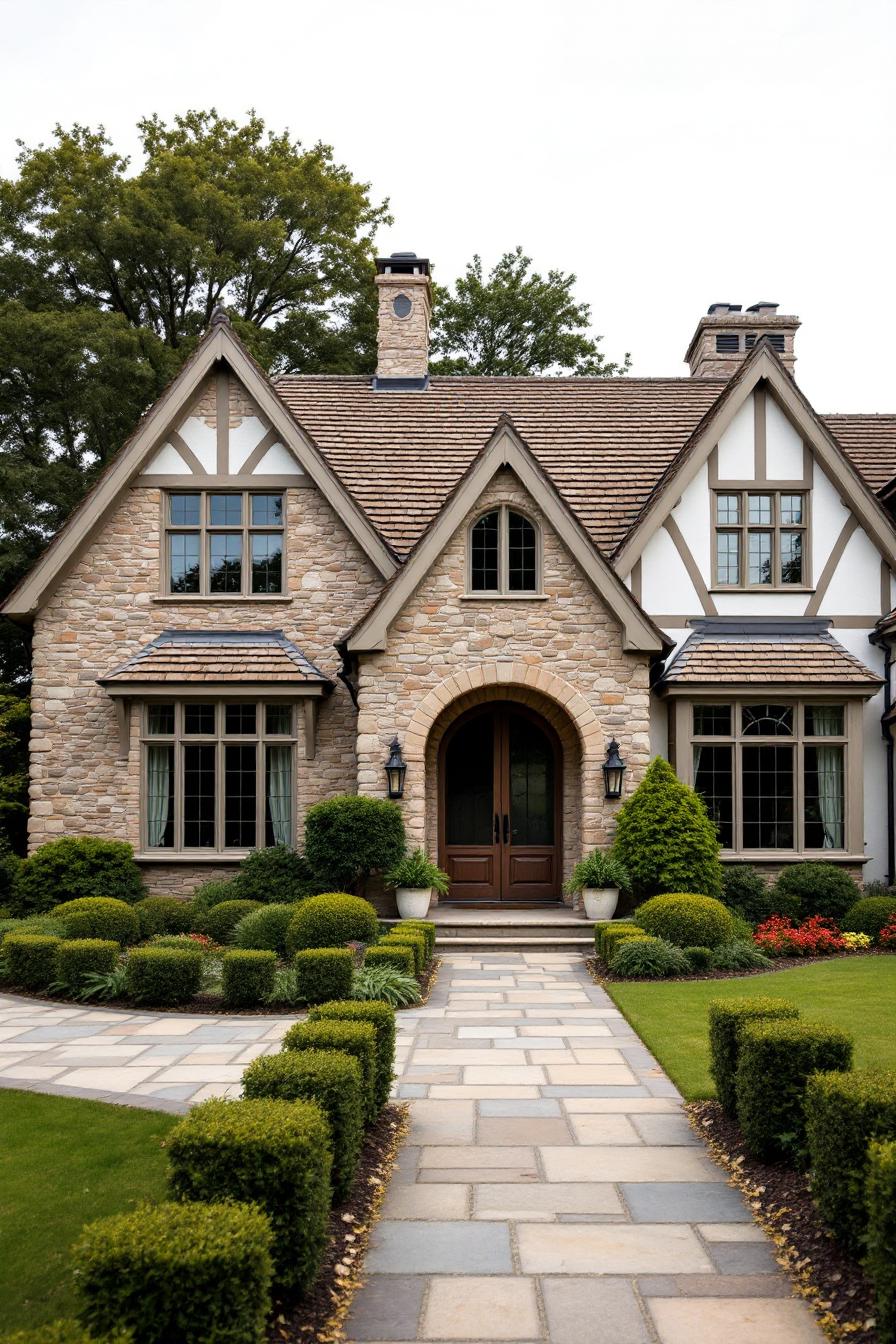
[52,898,139,946]
[309,1000,396,1110]
[73,1199,272,1344]
[133,896,193,939]
[683,945,713,971]
[721,865,781,923]
[199,900,262,944]
[736,1019,853,1163]
[0,1323,131,1343]
[236,845,316,904]
[168,1097,331,1295]
[293,948,353,1004]
[866,1139,896,1344]
[611,936,690,979]
[124,947,203,1006]
[242,1049,363,1202]
[394,919,436,960]
[364,944,415,976]
[2,933,61,991]
[304,795,405,893]
[805,1069,896,1252]
[286,892,379,953]
[189,878,242,913]
[232,903,294,956]
[772,862,860,921]
[611,756,723,900]
[221,950,277,1008]
[633,893,734,949]
[708,996,800,1115]
[598,924,644,963]
[12,838,144,916]
[282,1019,378,1123]
[56,939,119,993]
[380,929,427,975]
[710,940,773,972]
[842,896,896,940]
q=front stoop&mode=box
[384,908,596,954]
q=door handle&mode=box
[503,813,510,844]
[494,813,500,844]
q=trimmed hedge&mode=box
[286,892,379,953]
[304,794,405,892]
[232,904,294,956]
[133,896,193,939]
[842,896,896,940]
[12,837,143,917]
[805,1069,896,1252]
[721,864,781,924]
[52,898,139,946]
[0,1325,131,1343]
[633,893,734,949]
[242,1049,363,1202]
[282,1019,378,1123]
[866,1139,896,1344]
[2,933,61,991]
[708,996,800,1116]
[309,999,396,1109]
[56,939,119,992]
[364,944,415,976]
[293,948,353,1005]
[221,950,277,1008]
[124,947,203,1006]
[736,1019,853,1163]
[168,1097,331,1295]
[683,946,713,971]
[236,845,315,904]
[190,878,241,913]
[397,920,436,959]
[598,924,643,963]
[73,1199,272,1344]
[380,930,426,975]
[199,900,262,944]
[773,861,860,921]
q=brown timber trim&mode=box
[239,427,282,475]
[303,699,318,760]
[882,560,891,616]
[135,474,311,488]
[630,558,642,603]
[804,516,858,616]
[754,386,767,479]
[660,681,880,700]
[101,681,327,698]
[215,369,229,473]
[653,615,883,629]
[168,431,205,475]
[662,516,717,616]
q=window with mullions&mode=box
[165,492,284,596]
[713,491,807,588]
[469,506,540,594]
[690,700,846,852]
[143,701,296,852]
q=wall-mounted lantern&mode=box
[602,739,626,799]
[384,737,407,799]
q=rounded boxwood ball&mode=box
[286,892,379,953]
[842,896,896,939]
[633,892,734,949]
[51,897,139,946]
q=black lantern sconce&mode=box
[384,737,407,799]
[602,739,626,799]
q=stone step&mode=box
[435,935,592,951]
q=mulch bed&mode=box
[688,1100,878,1344]
[267,1101,409,1344]
[587,949,888,984]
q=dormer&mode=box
[686,302,800,378]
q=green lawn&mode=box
[606,956,896,1101]
[0,1090,177,1331]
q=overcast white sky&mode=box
[1,0,893,409]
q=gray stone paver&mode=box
[346,952,823,1343]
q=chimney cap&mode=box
[746,300,779,314]
[376,252,430,277]
[707,302,742,316]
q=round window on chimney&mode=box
[392,293,412,319]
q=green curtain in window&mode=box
[266,745,292,846]
[147,744,172,848]
[811,707,844,849]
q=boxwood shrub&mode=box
[236,845,316,904]
[304,795,405,893]
[133,896,193,939]
[199,900,262,944]
[168,1097,331,1295]
[286,892,379,953]
[242,1049,363,1202]
[124,947,203,1006]
[866,1139,896,1344]
[364,944,415,976]
[805,1068,896,1251]
[0,1324,131,1343]
[380,930,426,975]
[56,939,120,992]
[73,1199,272,1344]
[282,1019,378,1123]
[598,924,643,963]
[12,837,143,917]
[683,945,713,971]
[52,898,139,946]
[842,896,896,940]
[633,893,734,949]
[190,878,241,913]
[721,864,782,924]
[221,950,277,1008]
[708,996,800,1116]
[611,936,690,979]
[293,948,353,1004]
[2,933,61,991]
[772,861,860,921]
[309,999,396,1109]
[736,1019,853,1163]
[232,904,294,956]
[397,920,436,959]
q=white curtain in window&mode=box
[266,745,292,846]
[147,744,171,847]
[811,707,844,849]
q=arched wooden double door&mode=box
[438,702,561,903]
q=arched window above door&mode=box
[469,506,541,594]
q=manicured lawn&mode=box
[0,1090,177,1331]
[606,956,896,1101]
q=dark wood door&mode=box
[439,704,560,902]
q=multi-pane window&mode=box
[143,701,296,852]
[469,507,539,594]
[165,492,284,596]
[691,700,846,852]
[713,491,807,588]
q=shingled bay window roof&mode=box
[659,618,882,690]
[97,630,331,690]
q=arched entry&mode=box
[438,701,562,903]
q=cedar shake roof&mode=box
[822,416,896,494]
[660,619,882,689]
[98,630,331,686]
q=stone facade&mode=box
[375,272,432,381]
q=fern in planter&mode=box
[385,849,450,893]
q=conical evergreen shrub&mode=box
[612,756,723,900]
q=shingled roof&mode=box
[659,619,882,690]
[98,630,331,687]
[822,415,896,494]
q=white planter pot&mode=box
[582,887,620,921]
[395,886,433,920]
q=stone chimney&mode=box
[685,302,800,378]
[374,253,432,389]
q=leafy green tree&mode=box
[612,756,724,899]
[0,690,30,852]
[430,247,630,376]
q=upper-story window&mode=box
[469,507,540,594]
[714,490,808,588]
[165,491,284,596]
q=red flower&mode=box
[754,913,845,957]
[879,913,896,949]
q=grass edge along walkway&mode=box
[605,956,896,1101]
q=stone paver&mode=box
[346,951,822,1343]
